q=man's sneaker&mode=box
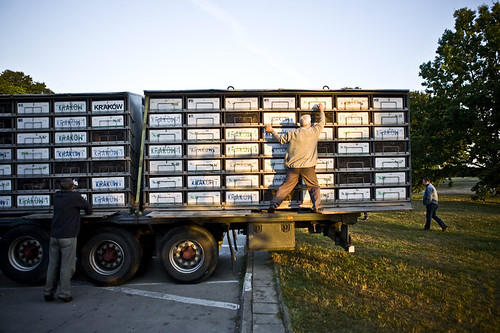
[268,205,277,213]
[313,207,324,213]
[58,295,73,303]
[442,225,448,232]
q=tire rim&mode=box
[89,240,124,275]
[168,240,204,274]
[8,236,43,272]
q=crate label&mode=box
[338,127,369,140]
[264,143,288,156]
[317,158,334,171]
[187,98,220,110]
[92,193,125,205]
[375,172,406,185]
[92,115,124,128]
[149,160,183,173]
[54,101,86,113]
[225,159,258,172]
[17,102,49,114]
[187,175,220,188]
[55,132,87,144]
[149,114,183,127]
[17,117,50,129]
[150,98,183,111]
[149,177,183,189]
[374,127,405,140]
[375,157,406,169]
[17,133,50,144]
[376,187,406,200]
[339,188,371,201]
[225,128,259,141]
[92,177,125,190]
[188,160,221,172]
[0,165,12,175]
[149,129,182,142]
[374,112,404,125]
[92,100,125,113]
[225,191,259,205]
[187,113,220,126]
[55,117,87,128]
[263,97,296,109]
[264,159,286,172]
[264,128,293,141]
[17,163,50,175]
[319,127,334,140]
[226,175,259,188]
[149,192,183,205]
[187,144,221,157]
[17,148,50,160]
[0,180,11,191]
[92,146,125,158]
[149,145,182,158]
[337,112,369,125]
[338,142,370,155]
[303,189,335,203]
[0,196,12,207]
[225,143,258,157]
[0,149,12,160]
[54,147,87,159]
[263,112,296,126]
[17,195,50,207]
[225,97,258,110]
[187,192,221,205]
[300,97,333,110]
[187,129,220,141]
[264,174,286,187]
[373,97,403,109]
[337,97,369,110]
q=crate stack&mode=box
[143,89,410,211]
[0,93,143,212]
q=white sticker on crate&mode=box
[337,97,369,110]
[149,177,183,189]
[55,132,87,144]
[375,157,406,169]
[319,127,334,140]
[17,148,49,160]
[149,114,183,127]
[55,117,87,129]
[374,127,405,140]
[187,113,220,126]
[264,143,288,156]
[375,172,406,185]
[263,97,296,109]
[0,165,12,176]
[339,188,371,201]
[338,142,370,155]
[300,97,333,110]
[225,97,258,110]
[92,115,124,128]
[337,112,369,125]
[226,191,259,205]
[54,147,87,159]
[376,187,406,200]
[149,192,183,205]
[17,163,49,175]
[17,133,50,145]
[17,102,49,114]
[93,193,125,205]
[264,159,286,172]
[226,175,259,188]
[187,144,221,157]
[303,189,335,203]
[150,98,183,111]
[374,112,404,125]
[92,177,125,190]
[0,196,12,207]
[263,174,286,187]
[188,159,221,172]
[149,160,183,173]
[149,129,182,142]
[187,98,220,110]
[225,144,259,157]
[263,112,296,126]
[187,191,221,205]
[187,129,220,141]
[225,128,259,141]
[0,180,11,191]
[338,127,370,140]
[17,195,50,207]
[54,101,86,113]
[373,97,403,109]
[0,149,11,160]
[149,145,182,158]
[17,117,50,129]
[92,146,125,158]
[92,100,125,113]
[225,159,258,172]
[317,158,334,171]
[264,128,293,141]
[187,175,220,188]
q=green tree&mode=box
[417,3,500,198]
[0,70,54,94]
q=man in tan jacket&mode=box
[265,103,325,213]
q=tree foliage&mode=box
[0,70,54,94]
[415,3,500,198]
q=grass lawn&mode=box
[273,195,500,332]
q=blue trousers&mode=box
[425,203,446,230]
[44,237,77,298]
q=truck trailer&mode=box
[0,88,411,285]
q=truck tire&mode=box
[0,225,50,283]
[159,225,218,283]
[80,228,142,286]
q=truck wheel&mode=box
[0,225,50,283]
[159,225,218,283]
[80,228,142,286]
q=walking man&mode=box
[422,177,447,231]
[44,178,93,302]
[265,103,325,213]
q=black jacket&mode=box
[51,191,93,238]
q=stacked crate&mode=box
[0,93,143,212]
[143,90,410,211]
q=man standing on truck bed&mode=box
[44,178,93,303]
[265,103,325,213]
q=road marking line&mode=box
[206,280,239,284]
[104,286,240,311]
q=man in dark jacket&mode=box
[44,178,92,302]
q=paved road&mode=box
[0,234,247,333]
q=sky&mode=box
[0,0,494,95]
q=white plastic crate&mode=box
[17,133,50,145]
[316,173,334,187]
[373,112,405,125]
[187,98,220,110]
[149,160,183,173]
[225,191,259,205]
[92,115,124,128]
[375,172,406,185]
[17,148,49,160]
[149,129,182,142]
[54,101,86,113]
[373,97,403,109]
[225,143,259,157]
[54,132,87,144]
[264,143,288,157]
[338,188,371,201]
[92,193,125,206]
[225,128,259,141]
[149,145,183,158]
[91,100,125,113]
[0,180,11,191]
[0,165,12,176]
[187,191,221,205]
[317,158,334,171]
[338,127,370,140]
[54,147,87,160]
[226,175,259,188]
[225,97,258,110]
[17,163,50,175]
[263,112,296,126]
[374,127,405,140]
[337,112,369,125]
[188,159,221,172]
[0,196,12,208]
[263,97,296,109]
[17,102,49,114]
[92,146,125,159]
[17,117,50,129]
[187,129,221,141]
[0,149,11,160]
[319,127,334,140]
[149,176,183,189]
[300,97,333,110]
[263,174,286,187]
[187,144,221,157]
[149,114,183,127]
[375,157,406,169]
[264,128,293,141]
[187,113,221,126]
[338,142,370,155]
[187,175,221,188]
[336,97,369,110]
[17,195,50,207]
[375,187,406,201]
[225,159,259,172]
[149,192,183,205]
[92,177,125,190]
[55,117,87,129]
[303,189,335,203]
[150,98,183,111]
[264,159,286,172]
